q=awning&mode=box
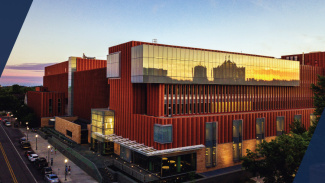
[92,132,205,156]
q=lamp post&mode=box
[64,159,68,181]
[26,127,29,140]
[48,145,51,164]
[35,135,38,150]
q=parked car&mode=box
[41,167,52,175]
[19,137,27,143]
[44,174,59,183]
[24,150,35,158]
[5,121,11,127]
[20,141,31,149]
[28,154,39,162]
[35,157,48,169]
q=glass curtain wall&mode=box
[90,109,115,155]
[131,45,300,86]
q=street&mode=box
[0,122,44,183]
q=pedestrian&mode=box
[68,166,71,175]
[65,165,68,175]
[55,148,57,155]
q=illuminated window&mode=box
[276,116,285,136]
[310,114,316,126]
[154,124,172,144]
[205,122,217,167]
[256,118,265,145]
[91,109,115,135]
[233,119,243,162]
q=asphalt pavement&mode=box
[0,121,44,183]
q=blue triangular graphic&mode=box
[0,0,33,77]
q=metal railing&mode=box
[48,137,103,183]
[107,159,159,182]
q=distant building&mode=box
[213,57,245,82]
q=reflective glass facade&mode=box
[131,45,300,86]
[107,52,121,78]
[68,57,77,115]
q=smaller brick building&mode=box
[27,87,65,126]
[27,56,109,126]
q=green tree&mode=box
[289,120,306,135]
[242,133,310,183]
[311,75,325,117]
[310,75,325,136]
[10,84,21,94]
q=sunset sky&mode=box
[1,0,325,86]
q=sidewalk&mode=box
[20,128,98,183]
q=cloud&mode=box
[0,76,43,86]
[4,63,56,71]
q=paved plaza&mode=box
[21,128,98,183]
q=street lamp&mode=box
[26,127,29,140]
[35,135,38,150]
[65,159,68,181]
[48,145,51,164]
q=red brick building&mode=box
[28,42,324,180]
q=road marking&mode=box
[0,125,38,183]
[0,142,18,183]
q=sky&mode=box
[1,0,325,86]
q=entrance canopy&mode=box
[92,132,204,156]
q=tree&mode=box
[289,120,306,135]
[310,75,325,136]
[311,75,325,117]
[242,133,310,183]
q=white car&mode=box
[44,174,59,183]
[28,154,39,162]
[5,121,11,127]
